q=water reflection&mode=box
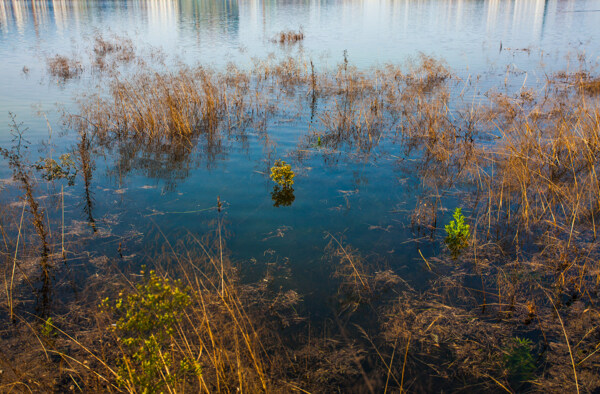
[271,185,295,207]
[178,0,239,35]
[77,130,97,232]
[0,1,8,34]
[106,135,222,192]
[0,0,594,72]
[0,0,240,37]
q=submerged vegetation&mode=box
[504,337,536,387]
[2,33,600,392]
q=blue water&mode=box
[1,0,600,314]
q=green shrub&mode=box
[444,208,470,258]
[101,270,199,393]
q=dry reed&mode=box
[273,30,304,44]
[47,55,82,80]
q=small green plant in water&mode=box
[41,317,56,338]
[445,208,470,258]
[270,160,295,188]
[101,269,199,393]
[504,337,536,386]
[36,153,77,186]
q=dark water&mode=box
[1,0,600,315]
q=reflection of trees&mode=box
[271,185,295,207]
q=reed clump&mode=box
[580,77,600,95]
[72,50,464,165]
[273,29,304,44]
[77,67,224,146]
[477,82,600,266]
[89,33,139,74]
[93,34,135,63]
[554,70,600,96]
[47,55,83,80]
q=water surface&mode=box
[1,0,599,314]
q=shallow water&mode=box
[2,0,600,137]
[1,0,599,316]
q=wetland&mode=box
[1,1,600,392]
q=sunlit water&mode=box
[1,0,600,315]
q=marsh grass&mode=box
[273,29,304,45]
[580,77,600,95]
[73,66,233,148]
[92,34,135,70]
[71,52,461,165]
[47,55,83,80]
[0,227,306,392]
[46,34,137,82]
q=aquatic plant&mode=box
[101,269,197,392]
[273,29,304,44]
[77,130,97,231]
[93,33,135,68]
[41,317,56,338]
[46,54,82,80]
[444,208,470,258]
[74,66,226,146]
[0,114,52,291]
[504,337,536,385]
[5,39,600,393]
[36,153,77,186]
[270,160,295,188]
